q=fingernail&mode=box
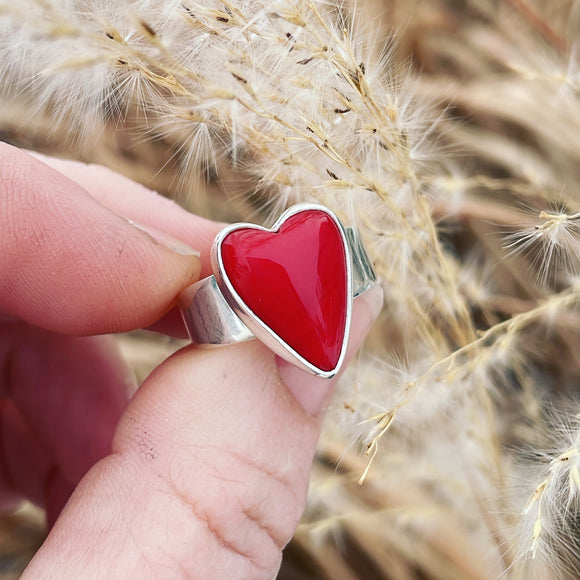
[278,284,383,417]
[362,283,384,322]
[128,220,201,256]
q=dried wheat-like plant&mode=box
[1,0,580,578]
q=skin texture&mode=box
[0,143,382,578]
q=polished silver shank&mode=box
[179,205,377,377]
[179,276,254,344]
[346,226,376,297]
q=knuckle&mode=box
[162,444,307,578]
[221,446,306,543]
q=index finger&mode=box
[30,151,224,337]
[0,143,211,335]
[30,151,223,279]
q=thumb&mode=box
[22,287,382,579]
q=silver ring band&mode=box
[179,204,377,378]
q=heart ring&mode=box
[179,204,377,378]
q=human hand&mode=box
[0,143,382,578]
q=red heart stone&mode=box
[219,209,348,372]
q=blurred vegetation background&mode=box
[2,0,580,578]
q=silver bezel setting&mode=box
[211,203,353,379]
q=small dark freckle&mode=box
[117,58,128,66]
[105,32,114,40]
[306,126,314,133]
[297,56,314,65]
[216,16,229,22]
[138,436,157,461]
[334,107,351,114]
[326,169,339,180]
